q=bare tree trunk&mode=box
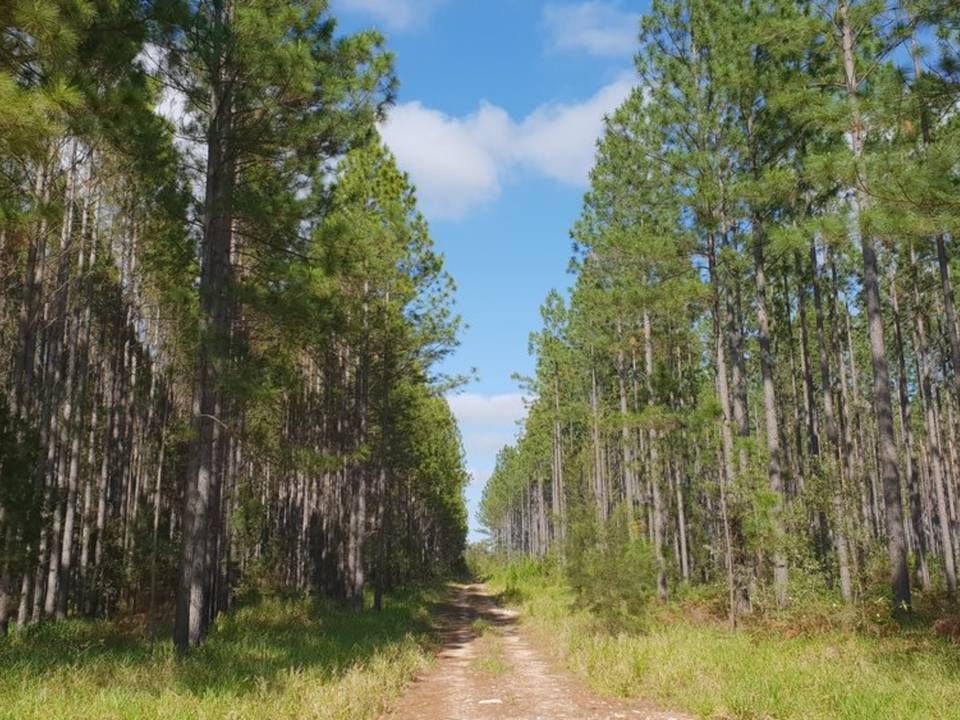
[709,232,741,627]
[590,363,607,522]
[175,2,236,650]
[796,266,819,460]
[937,236,960,392]
[0,519,11,635]
[753,230,788,607]
[643,312,667,599]
[727,274,750,476]
[616,318,636,532]
[839,3,910,611]
[673,461,690,582]
[861,234,910,610]
[148,421,166,641]
[551,375,565,550]
[891,276,928,588]
[16,565,32,628]
[916,322,956,596]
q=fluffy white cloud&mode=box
[513,77,634,184]
[335,0,446,30]
[461,430,519,461]
[543,1,641,57]
[447,392,528,428]
[447,392,528,481]
[380,102,508,219]
[379,74,634,218]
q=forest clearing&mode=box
[4,0,960,718]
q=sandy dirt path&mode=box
[382,583,691,720]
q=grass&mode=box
[470,634,512,676]
[471,617,493,636]
[469,618,511,676]
[0,586,443,720]
[483,562,960,720]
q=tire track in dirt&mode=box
[382,583,691,720]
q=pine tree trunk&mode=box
[551,375,565,549]
[726,273,750,475]
[838,1,910,612]
[673,460,690,582]
[936,235,960,394]
[753,230,788,607]
[891,277,928,588]
[644,312,667,599]
[616,318,636,531]
[862,234,911,610]
[0,518,11,635]
[590,364,607,521]
[710,231,742,627]
[175,1,236,650]
[796,265,819,459]
[915,311,956,596]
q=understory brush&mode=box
[0,586,442,720]
[477,556,960,719]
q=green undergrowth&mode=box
[0,585,446,720]
[480,558,960,720]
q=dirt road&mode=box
[382,584,690,720]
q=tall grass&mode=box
[0,587,441,720]
[482,559,960,720]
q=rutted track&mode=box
[382,584,690,720]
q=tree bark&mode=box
[175,0,236,651]
[840,2,910,611]
[753,230,788,607]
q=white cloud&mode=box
[379,74,634,218]
[335,0,445,30]
[463,430,523,459]
[514,77,634,185]
[543,2,641,57]
[380,102,508,219]
[447,392,528,427]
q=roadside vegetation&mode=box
[476,4,960,716]
[479,0,960,632]
[0,586,443,720]
[472,553,960,720]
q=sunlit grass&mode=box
[470,633,511,676]
[0,588,440,720]
[484,563,960,720]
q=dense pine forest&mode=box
[480,0,960,623]
[0,0,468,653]
[6,1,960,718]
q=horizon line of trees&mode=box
[480,0,960,623]
[0,0,468,653]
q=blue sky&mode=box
[333,0,648,539]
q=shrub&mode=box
[565,504,656,632]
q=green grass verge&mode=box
[0,587,443,720]
[484,563,960,720]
